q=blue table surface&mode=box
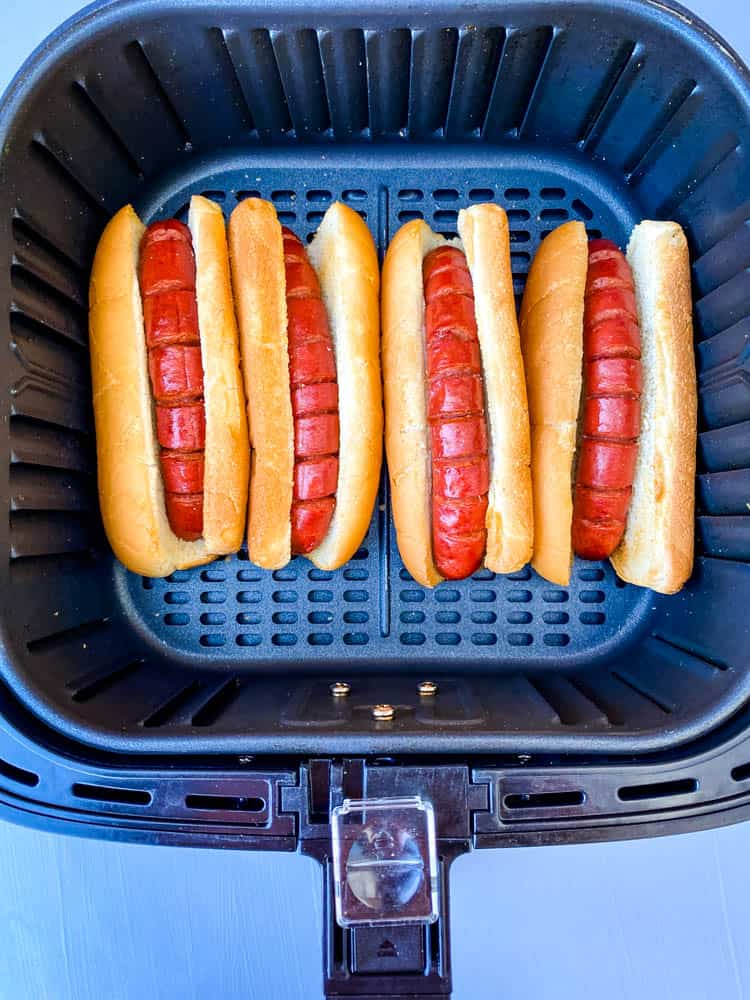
[1,2,749,998]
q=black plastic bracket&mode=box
[284,761,488,999]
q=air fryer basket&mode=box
[1,0,749,759]
[1,1,750,995]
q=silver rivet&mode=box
[372,703,395,721]
[418,680,438,696]
[330,681,351,697]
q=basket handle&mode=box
[314,844,465,998]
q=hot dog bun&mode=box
[189,196,250,555]
[382,220,444,587]
[89,198,248,576]
[518,220,588,586]
[228,199,293,570]
[382,205,533,587]
[307,202,382,570]
[611,221,696,594]
[458,205,533,574]
[228,199,382,570]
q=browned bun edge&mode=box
[88,204,213,576]
[519,220,588,586]
[307,202,382,570]
[611,221,696,594]
[228,198,293,570]
[458,204,533,574]
[382,219,444,588]
[188,195,249,555]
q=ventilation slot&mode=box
[70,80,144,179]
[185,793,266,813]
[141,681,204,728]
[12,215,87,307]
[365,29,411,136]
[731,762,750,782]
[319,29,368,137]
[191,678,242,727]
[0,757,40,788]
[10,414,91,473]
[624,79,699,184]
[445,27,504,139]
[612,671,672,713]
[122,40,190,147]
[29,137,109,217]
[272,29,330,136]
[504,789,585,810]
[617,778,698,802]
[209,27,255,133]
[72,783,152,806]
[483,26,555,138]
[27,617,112,655]
[408,28,458,138]
[68,659,143,703]
[578,40,638,149]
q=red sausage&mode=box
[572,239,642,560]
[139,220,205,541]
[423,246,489,579]
[282,227,339,555]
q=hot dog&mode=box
[89,196,249,577]
[139,219,205,541]
[228,199,381,571]
[382,205,533,587]
[520,220,696,594]
[423,246,489,579]
[282,227,340,555]
[571,239,642,560]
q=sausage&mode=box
[282,227,339,554]
[423,246,489,579]
[572,239,642,560]
[139,220,205,541]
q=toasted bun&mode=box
[89,205,213,576]
[382,220,444,587]
[458,204,533,573]
[189,196,249,555]
[611,221,696,594]
[307,202,382,569]
[519,221,588,585]
[228,199,293,570]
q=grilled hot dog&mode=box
[282,227,340,554]
[140,220,205,541]
[572,240,642,560]
[423,246,489,579]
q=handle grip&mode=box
[320,847,465,998]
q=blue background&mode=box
[1,2,749,997]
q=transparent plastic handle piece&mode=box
[331,795,439,928]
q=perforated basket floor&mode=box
[0,0,749,754]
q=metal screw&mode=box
[372,703,395,721]
[330,681,351,697]
[418,680,438,697]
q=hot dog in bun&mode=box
[520,219,696,594]
[228,199,382,571]
[89,196,249,577]
[382,204,533,587]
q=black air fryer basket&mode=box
[1,0,749,994]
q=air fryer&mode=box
[0,1,749,996]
